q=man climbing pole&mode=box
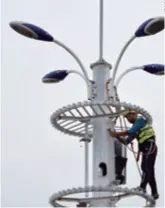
[108,110,159,200]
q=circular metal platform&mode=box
[50,100,152,138]
[49,184,156,207]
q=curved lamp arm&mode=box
[115,63,164,89]
[53,39,90,85]
[68,70,87,84]
[115,66,143,88]
[9,21,90,86]
[42,69,92,100]
[67,70,93,100]
[109,35,136,98]
[109,16,164,99]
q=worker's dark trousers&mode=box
[140,142,158,195]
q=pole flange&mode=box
[90,59,112,69]
[80,138,92,143]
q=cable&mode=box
[130,143,142,177]
[127,143,157,156]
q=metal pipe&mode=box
[115,66,143,87]
[53,39,90,84]
[109,35,136,98]
[85,123,89,198]
[99,0,104,60]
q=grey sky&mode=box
[1,0,164,207]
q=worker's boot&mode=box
[152,193,159,200]
[116,174,125,184]
[115,156,127,184]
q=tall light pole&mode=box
[89,0,116,206]
[9,1,164,206]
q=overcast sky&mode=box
[1,0,164,207]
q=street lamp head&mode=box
[42,70,69,83]
[135,17,164,37]
[143,64,164,75]
[9,21,54,41]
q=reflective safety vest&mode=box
[136,124,155,144]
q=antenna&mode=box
[99,0,104,61]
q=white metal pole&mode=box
[91,61,115,207]
[84,124,89,198]
[89,1,116,206]
[84,142,89,198]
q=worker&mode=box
[108,110,159,200]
